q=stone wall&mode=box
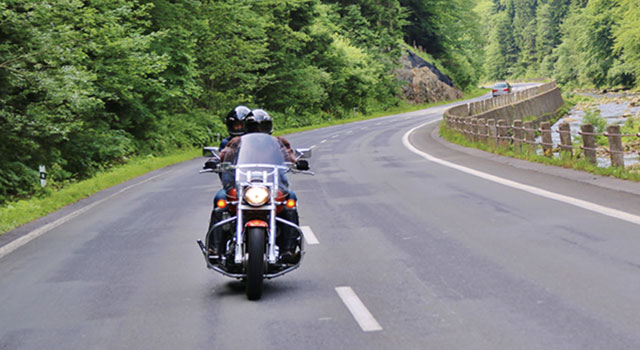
[445,82,564,125]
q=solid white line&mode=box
[402,120,640,226]
[0,171,171,259]
[335,286,383,332]
[301,226,319,245]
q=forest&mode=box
[1,0,638,204]
[479,0,640,89]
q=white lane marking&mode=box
[335,286,383,332]
[402,120,640,226]
[321,139,327,144]
[332,134,339,138]
[346,131,353,135]
[301,226,319,245]
[0,171,172,259]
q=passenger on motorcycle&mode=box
[219,109,308,263]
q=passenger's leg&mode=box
[277,206,300,263]
[206,188,228,258]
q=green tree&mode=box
[613,0,640,85]
[511,0,537,75]
[484,11,518,79]
[536,3,555,68]
[575,0,619,87]
[552,2,582,85]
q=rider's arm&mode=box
[220,137,240,162]
[277,136,296,162]
[277,136,309,170]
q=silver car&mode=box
[492,82,512,97]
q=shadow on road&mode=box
[211,279,300,301]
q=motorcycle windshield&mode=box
[235,134,286,166]
[220,133,290,191]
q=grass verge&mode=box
[0,149,199,235]
[0,89,488,236]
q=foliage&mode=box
[582,109,607,145]
[0,0,486,205]
[621,114,639,144]
[479,0,639,89]
[613,0,640,82]
[401,0,484,90]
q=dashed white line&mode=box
[346,131,354,135]
[335,286,383,332]
[320,139,327,144]
[402,120,640,226]
[301,226,319,245]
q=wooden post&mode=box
[540,122,553,157]
[487,119,497,148]
[513,120,523,153]
[497,119,509,148]
[558,122,573,157]
[470,118,478,142]
[606,124,624,167]
[477,118,487,143]
[581,124,597,164]
[524,121,536,155]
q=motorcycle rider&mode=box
[220,105,250,150]
[204,105,251,260]
[220,109,309,263]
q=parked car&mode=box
[492,82,512,97]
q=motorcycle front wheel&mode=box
[245,227,265,300]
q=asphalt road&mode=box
[2,91,640,349]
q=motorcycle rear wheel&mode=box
[245,227,265,300]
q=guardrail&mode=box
[445,82,561,120]
[445,117,640,167]
[443,82,639,168]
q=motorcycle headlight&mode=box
[244,186,270,206]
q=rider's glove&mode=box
[203,159,219,170]
[295,159,309,171]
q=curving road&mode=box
[2,90,640,349]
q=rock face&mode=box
[395,50,463,104]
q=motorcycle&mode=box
[197,133,312,300]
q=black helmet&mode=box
[225,105,251,136]
[243,109,273,135]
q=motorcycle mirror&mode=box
[295,148,312,160]
[203,146,220,159]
